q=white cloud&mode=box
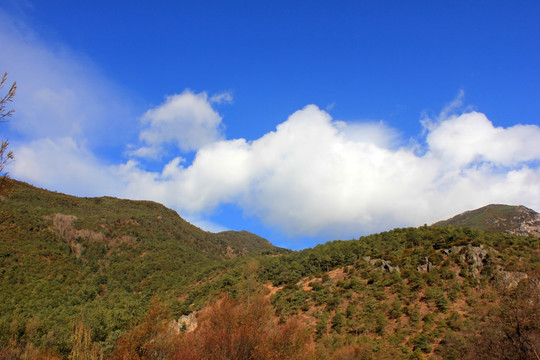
[98,104,540,238]
[183,215,230,233]
[11,137,123,196]
[194,106,537,236]
[0,11,138,147]
[335,120,401,149]
[138,90,225,155]
[210,91,233,104]
[9,102,540,239]
[126,145,164,160]
[3,10,539,240]
[427,112,540,167]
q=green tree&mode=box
[331,312,345,333]
[390,299,403,319]
[316,312,328,338]
[414,333,432,354]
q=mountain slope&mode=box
[1,182,538,359]
[1,179,276,257]
[433,204,540,237]
[0,179,281,354]
[122,225,539,360]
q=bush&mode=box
[413,333,432,354]
[174,293,315,360]
[331,312,345,333]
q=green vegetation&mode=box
[434,204,540,236]
[0,180,282,356]
[1,179,539,359]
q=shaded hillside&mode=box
[213,230,276,258]
[433,204,540,237]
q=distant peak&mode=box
[434,204,540,237]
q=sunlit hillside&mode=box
[1,180,538,359]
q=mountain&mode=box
[1,181,538,359]
[0,179,282,355]
[433,204,540,237]
[1,179,276,258]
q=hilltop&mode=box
[433,204,540,237]
[1,179,277,258]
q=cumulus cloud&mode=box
[136,90,225,156]
[427,112,540,167]
[335,120,401,149]
[3,9,539,241]
[142,105,538,237]
[10,101,540,239]
[99,104,540,238]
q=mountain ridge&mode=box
[1,179,538,359]
[1,179,277,258]
[433,204,540,237]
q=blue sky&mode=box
[1,0,539,249]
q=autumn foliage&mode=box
[466,271,540,360]
[113,293,314,360]
[113,297,180,360]
[175,293,314,360]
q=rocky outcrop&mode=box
[363,256,400,273]
[417,244,528,288]
[418,244,489,278]
[440,245,465,257]
[478,205,540,237]
[494,267,528,288]
[507,206,540,237]
[417,257,433,273]
[465,245,489,278]
[170,312,198,333]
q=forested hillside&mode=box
[0,180,281,356]
[0,180,538,359]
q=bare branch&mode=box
[1,72,16,197]
[0,72,17,122]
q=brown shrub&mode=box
[174,294,315,360]
[113,297,179,360]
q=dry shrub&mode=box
[174,294,315,360]
[0,339,62,360]
[329,345,373,360]
[113,297,179,360]
[69,322,102,360]
[466,270,540,360]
